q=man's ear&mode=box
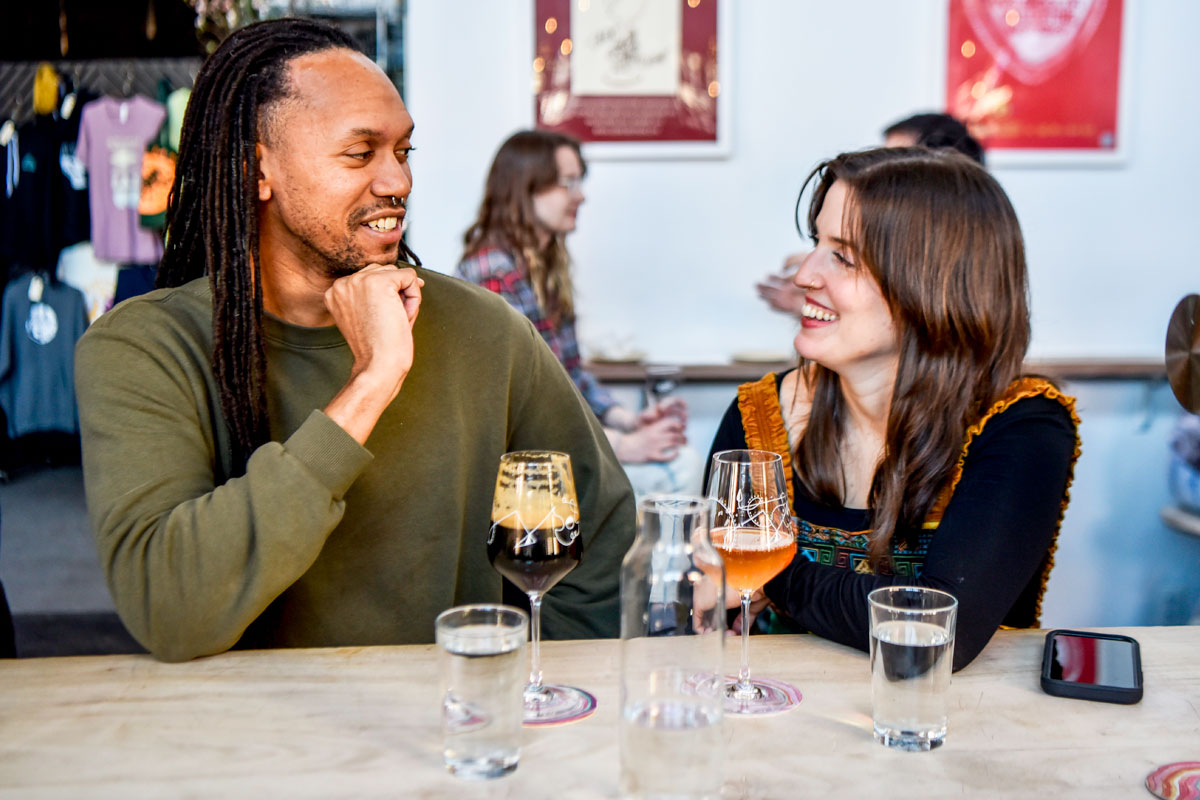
[256,142,272,202]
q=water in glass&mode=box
[619,699,723,799]
[438,613,526,778]
[870,619,954,751]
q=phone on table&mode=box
[1040,629,1143,705]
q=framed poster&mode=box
[533,0,731,160]
[946,0,1131,166]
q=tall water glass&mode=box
[620,495,725,799]
[868,586,958,751]
[436,604,528,779]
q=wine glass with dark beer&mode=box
[708,449,800,714]
[488,451,595,725]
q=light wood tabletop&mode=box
[1,626,1196,798]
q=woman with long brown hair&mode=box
[709,146,1080,670]
[458,130,699,495]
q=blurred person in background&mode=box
[458,130,702,497]
[756,112,984,316]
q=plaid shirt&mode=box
[457,247,616,419]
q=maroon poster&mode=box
[533,0,721,145]
[946,0,1125,154]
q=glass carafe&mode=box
[619,494,725,800]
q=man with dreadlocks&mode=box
[74,18,635,662]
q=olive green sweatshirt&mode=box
[75,269,635,662]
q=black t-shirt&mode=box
[707,371,1077,671]
[0,98,94,273]
[2,116,61,270]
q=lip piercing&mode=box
[391,196,398,207]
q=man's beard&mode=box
[310,237,395,279]
[315,202,405,277]
[279,198,402,278]
[321,251,376,279]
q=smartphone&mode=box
[1040,629,1143,704]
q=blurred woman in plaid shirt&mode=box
[457,130,701,497]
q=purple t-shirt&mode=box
[76,95,166,264]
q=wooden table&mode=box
[1,627,1196,798]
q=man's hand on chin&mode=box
[321,264,424,444]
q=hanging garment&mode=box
[139,80,177,232]
[76,95,166,264]
[1,117,63,271]
[57,241,118,323]
[32,63,60,116]
[56,87,99,256]
[0,126,17,282]
[112,263,157,305]
[165,87,190,153]
[0,273,89,437]
[0,91,95,273]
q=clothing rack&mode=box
[0,58,201,127]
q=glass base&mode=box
[523,684,597,726]
[873,722,947,751]
[723,675,802,716]
[444,750,519,779]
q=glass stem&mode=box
[737,590,753,691]
[527,592,544,692]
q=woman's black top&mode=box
[706,370,1078,671]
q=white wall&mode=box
[405,0,1200,363]
[1041,380,1200,627]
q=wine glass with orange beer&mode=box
[707,450,798,714]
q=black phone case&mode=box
[1040,629,1143,704]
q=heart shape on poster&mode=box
[961,0,1109,85]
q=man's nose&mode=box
[373,153,412,199]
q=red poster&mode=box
[946,0,1124,154]
[533,0,722,150]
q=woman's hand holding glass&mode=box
[727,588,771,635]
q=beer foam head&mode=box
[492,451,578,529]
[491,487,577,529]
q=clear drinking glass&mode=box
[868,586,958,751]
[488,451,596,725]
[707,449,799,715]
[436,604,528,779]
[619,495,725,799]
[643,364,683,414]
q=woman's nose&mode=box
[791,251,819,289]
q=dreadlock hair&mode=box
[793,146,1029,567]
[461,130,585,326]
[158,18,418,473]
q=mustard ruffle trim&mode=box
[924,377,1081,626]
[736,373,795,511]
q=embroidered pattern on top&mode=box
[794,518,933,578]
